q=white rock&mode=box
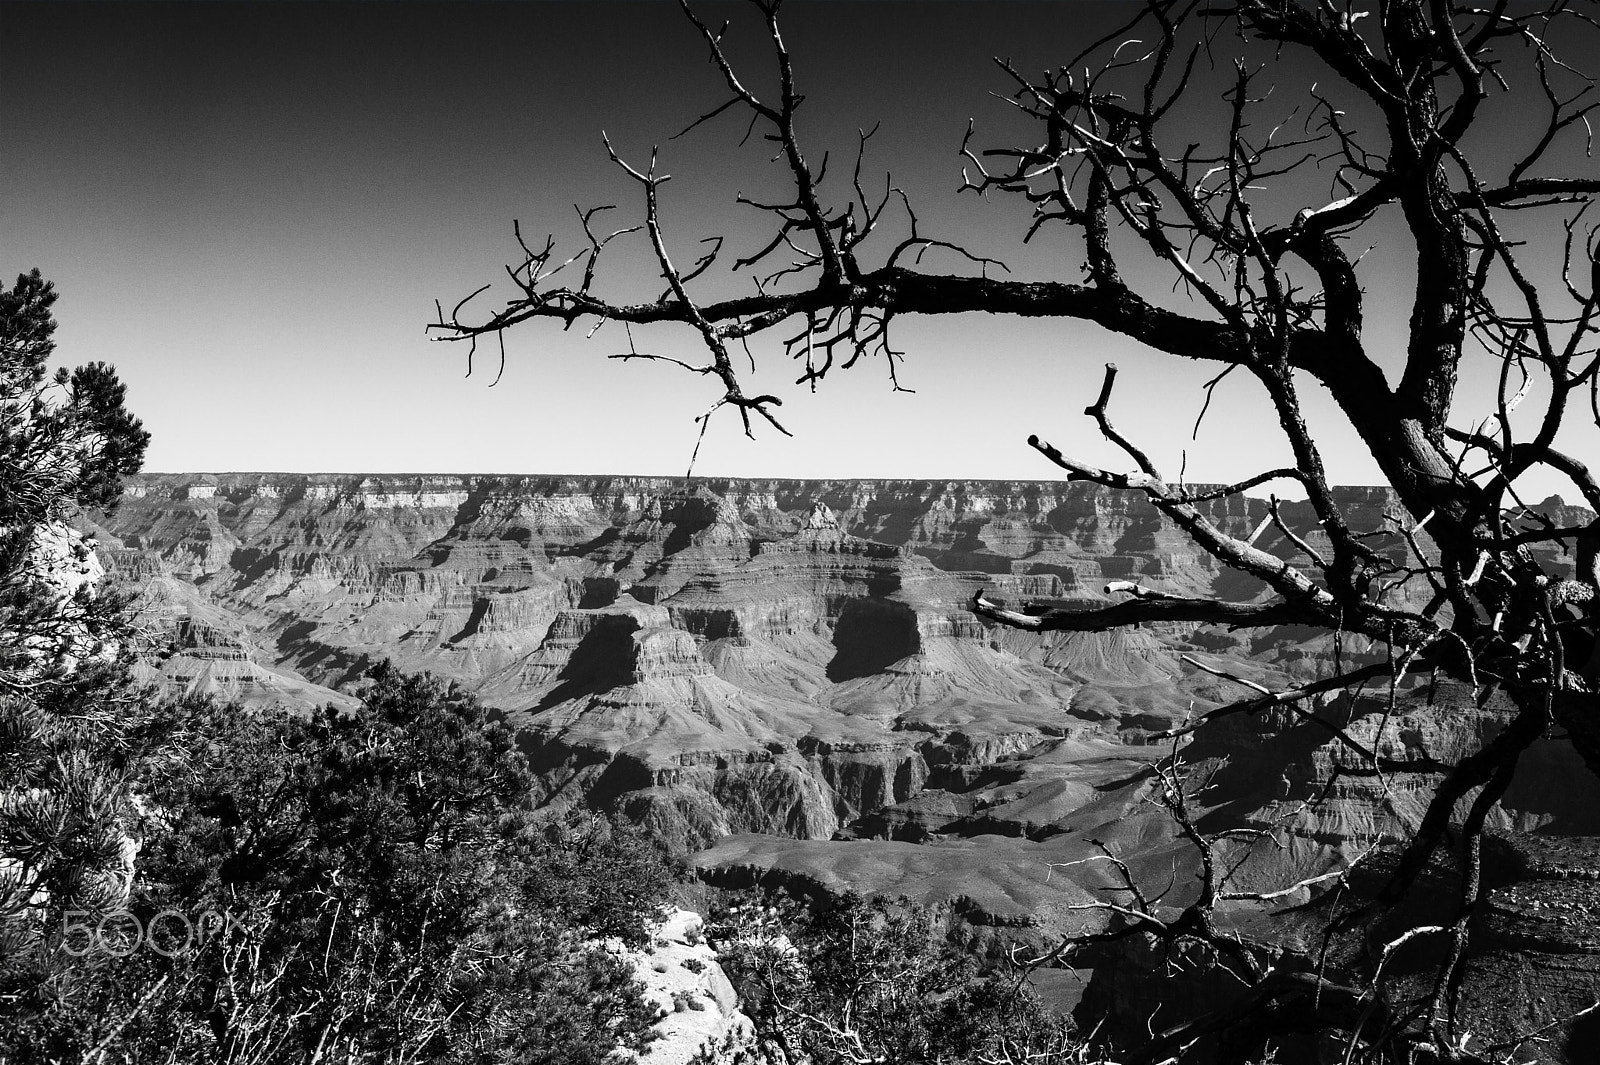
[611,908,762,1065]
[6,522,109,673]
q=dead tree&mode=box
[432,1,1600,1059]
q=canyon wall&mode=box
[89,474,1353,839]
[87,473,1600,1062]
[90,474,1600,907]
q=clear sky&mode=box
[3,1,1591,498]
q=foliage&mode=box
[0,268,148,688]
[709,892,1091,1065]
[0,664,158,1026]
[2,664,676,1064]
[0,268,148,524]
[0,268,152,1037]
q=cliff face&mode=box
[92,474,1600,871]
[88,475,1267,836]
[88,474,1600,1061]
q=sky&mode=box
[2,1,1593,496]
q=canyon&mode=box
[89,473,1600,1059]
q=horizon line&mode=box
[129,470,1404,492]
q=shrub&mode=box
[5,665,677,1064]
[708,892,1092,1065]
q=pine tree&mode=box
[0,268,151,1039]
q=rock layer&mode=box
[98,474,1295,844]
[88,474,1600,1061]
[92,474,1600,881]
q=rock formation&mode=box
[610,908,760,1065]
[91,476,1283,842]
[89,476,1600,992]
[4,522,109,674]
[74,474,1600,1063]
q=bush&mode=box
[4,665,678,1064]
[708,891,1092,1065]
